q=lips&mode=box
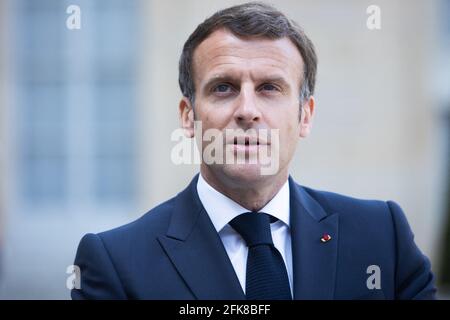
[230,136,269,146]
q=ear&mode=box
[299,95,315,138]
[179,97,195,138]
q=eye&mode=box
[259,83,279,92]
[213,84,233,93]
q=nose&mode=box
[233,85,262,127]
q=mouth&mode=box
[232,136,269,146]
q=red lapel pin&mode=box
[320,233,332,243]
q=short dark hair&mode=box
[178,1,318,105]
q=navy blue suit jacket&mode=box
[71,174,436,299]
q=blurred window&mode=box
[13,0,138,209]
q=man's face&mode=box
[180,29,314,187]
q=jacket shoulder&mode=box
[96,195,177,247]
[299,185,393,222]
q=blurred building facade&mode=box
[0,0,449,299]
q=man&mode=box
[72,2,436,299]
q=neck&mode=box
[200,166,289,212]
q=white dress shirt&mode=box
[196,173,293,295]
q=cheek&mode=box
[284,125,298,150]
[202,107,233,129]
[282,108,301,136]
[280,113,301,155]
[194,105,211,126]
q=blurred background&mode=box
[0,0,449,299]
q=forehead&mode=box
[192,28,304,84]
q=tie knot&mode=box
[229,212,274,247]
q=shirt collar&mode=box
[197,173,290,233]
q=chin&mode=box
[221,163,273,185]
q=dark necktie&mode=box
[229,212,292,300]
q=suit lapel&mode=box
[158,174,245,300]
[289,177,339,299]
